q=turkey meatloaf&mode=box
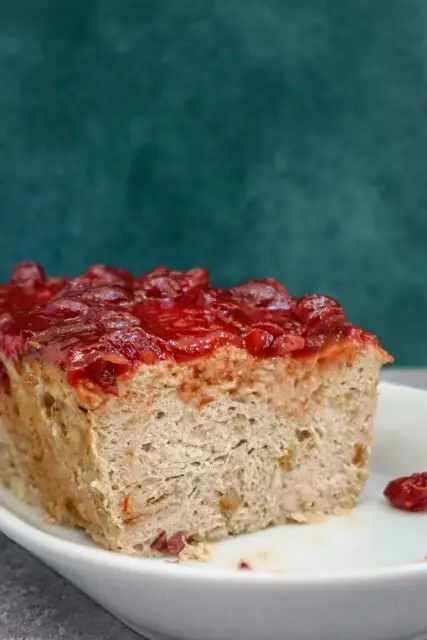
[0,262,391,557]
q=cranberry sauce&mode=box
[0,262,379,392]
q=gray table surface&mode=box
[1,367,426,640]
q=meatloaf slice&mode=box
[0,263,391,557]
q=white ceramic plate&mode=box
[2,381,427,640]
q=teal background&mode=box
[0,1,426,363]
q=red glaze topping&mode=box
[384,473,427,512]
[0,262,383,393]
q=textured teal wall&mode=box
[0,1,426,363]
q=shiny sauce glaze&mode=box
[0,262,381,393]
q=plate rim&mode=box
[2,380,427,588]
